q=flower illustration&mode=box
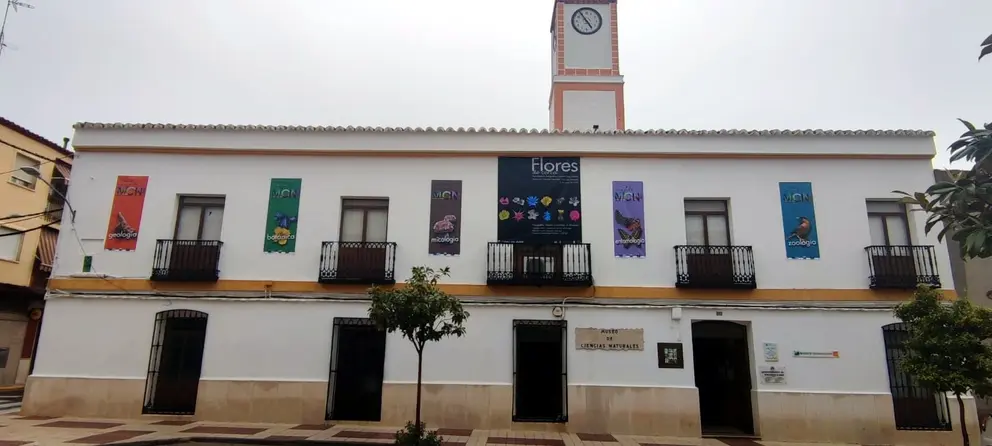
[569,210,581,221]
[527,196,539,207]
[569,197,580,207]
[512,197,526,205]
[498,210,510,221]
[543,211,552,221]
[527,209,539,220]
[512,210,525,221]
[272,227,292,246]
[541,196,553,207]
[499,197,510,206]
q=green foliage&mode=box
[367,266,469,354]
[895,120,992,259]
[395,421,442,446]
[894,285,992,396]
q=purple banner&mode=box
[613,181,646,258]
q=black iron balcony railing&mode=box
[487,242,592,287]
[865,245,940,289]
[319,241,397,284]
[674,245,757,289]
[151,239,222,282]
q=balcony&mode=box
[487,242,592,287]
[318,241,397,284]
[151,239,222,282]
[865,245,940,289]
[674,245,757,289]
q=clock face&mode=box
[571,7,603,35]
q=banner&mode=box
[497,157,582,243]
[428,180,462,255]
[779,182,820,259]
[263,178,302,253]
[104,175,149,251]
[612,181,645,257]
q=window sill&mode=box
[7,178,37,192]
[0,257,21,265]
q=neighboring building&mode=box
[22,1,976,445]
[0,117,72,386]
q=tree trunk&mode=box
[957,392,970,446]
[415,347,424,435]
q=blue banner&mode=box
[779,182,820,260]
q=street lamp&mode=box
[20,166,75,223]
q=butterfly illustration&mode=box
[614,209,643,248]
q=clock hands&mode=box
[579,11,594,29]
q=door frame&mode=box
[690,319,758,436]
[325,317,386,421]
[141,309,209,415]
[511,319,568,423]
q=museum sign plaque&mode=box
[575,328,644,351]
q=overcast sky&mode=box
[0,0,989,168]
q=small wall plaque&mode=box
[758,365,786,384]
[576,328,644,351]
[763,342,779,362]
[793,350,839,358]
[657,342,684,369]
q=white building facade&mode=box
[22,1,978,445]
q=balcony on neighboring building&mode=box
[674,245,757,289]
[318,241,397,284]
[865,245,940,289]
[151,239,223,282]
[486,242,592,287]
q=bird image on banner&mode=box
[614,209,643,248]
[786,216,812,242]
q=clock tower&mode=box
[549,0,624,132]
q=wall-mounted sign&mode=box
[103,175,149,251]
[575,328,643,351]
[758,366,787,384]
[263,178,302,253]
[428,180,462,255]
[778,181,820,260]
[612,181,645,258]
[497,157,582,243]
[793,350,839,358]
[763,342,779,362]
[657,342,684,369]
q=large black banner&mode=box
[497,157,582,243]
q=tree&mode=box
[895,35,992,259]
[367,266,469,445]
[894,285,992,446]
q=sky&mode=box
[0,0,990,168]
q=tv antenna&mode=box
[0,0,34,59]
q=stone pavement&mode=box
[0,413,881,446]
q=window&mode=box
[867,201,910,246]
[9,154,41,189]
[0,227,24,261]
[174,196,225,240]
[340,198,388,242]
[684,200,730,246]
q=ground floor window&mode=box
[512,319,567,423]
[142,310,208,415]
[326,317,386,421]
[881,322,952,431]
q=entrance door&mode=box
[691,321,754,436]
[327,318,387,421]
[143,310,208,415]
[513,320,567,423]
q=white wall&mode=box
[53,150,954,291]
[562,4,613,69]
[562,90,618,131]
[32,296,897,394]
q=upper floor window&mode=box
[9,153,40,190]
[175,196,226,241]
[684,200,730,246]
[340,198,388,242]
[0,226,24,262]
[867,201,910,246]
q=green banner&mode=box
[263,178,302,253]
